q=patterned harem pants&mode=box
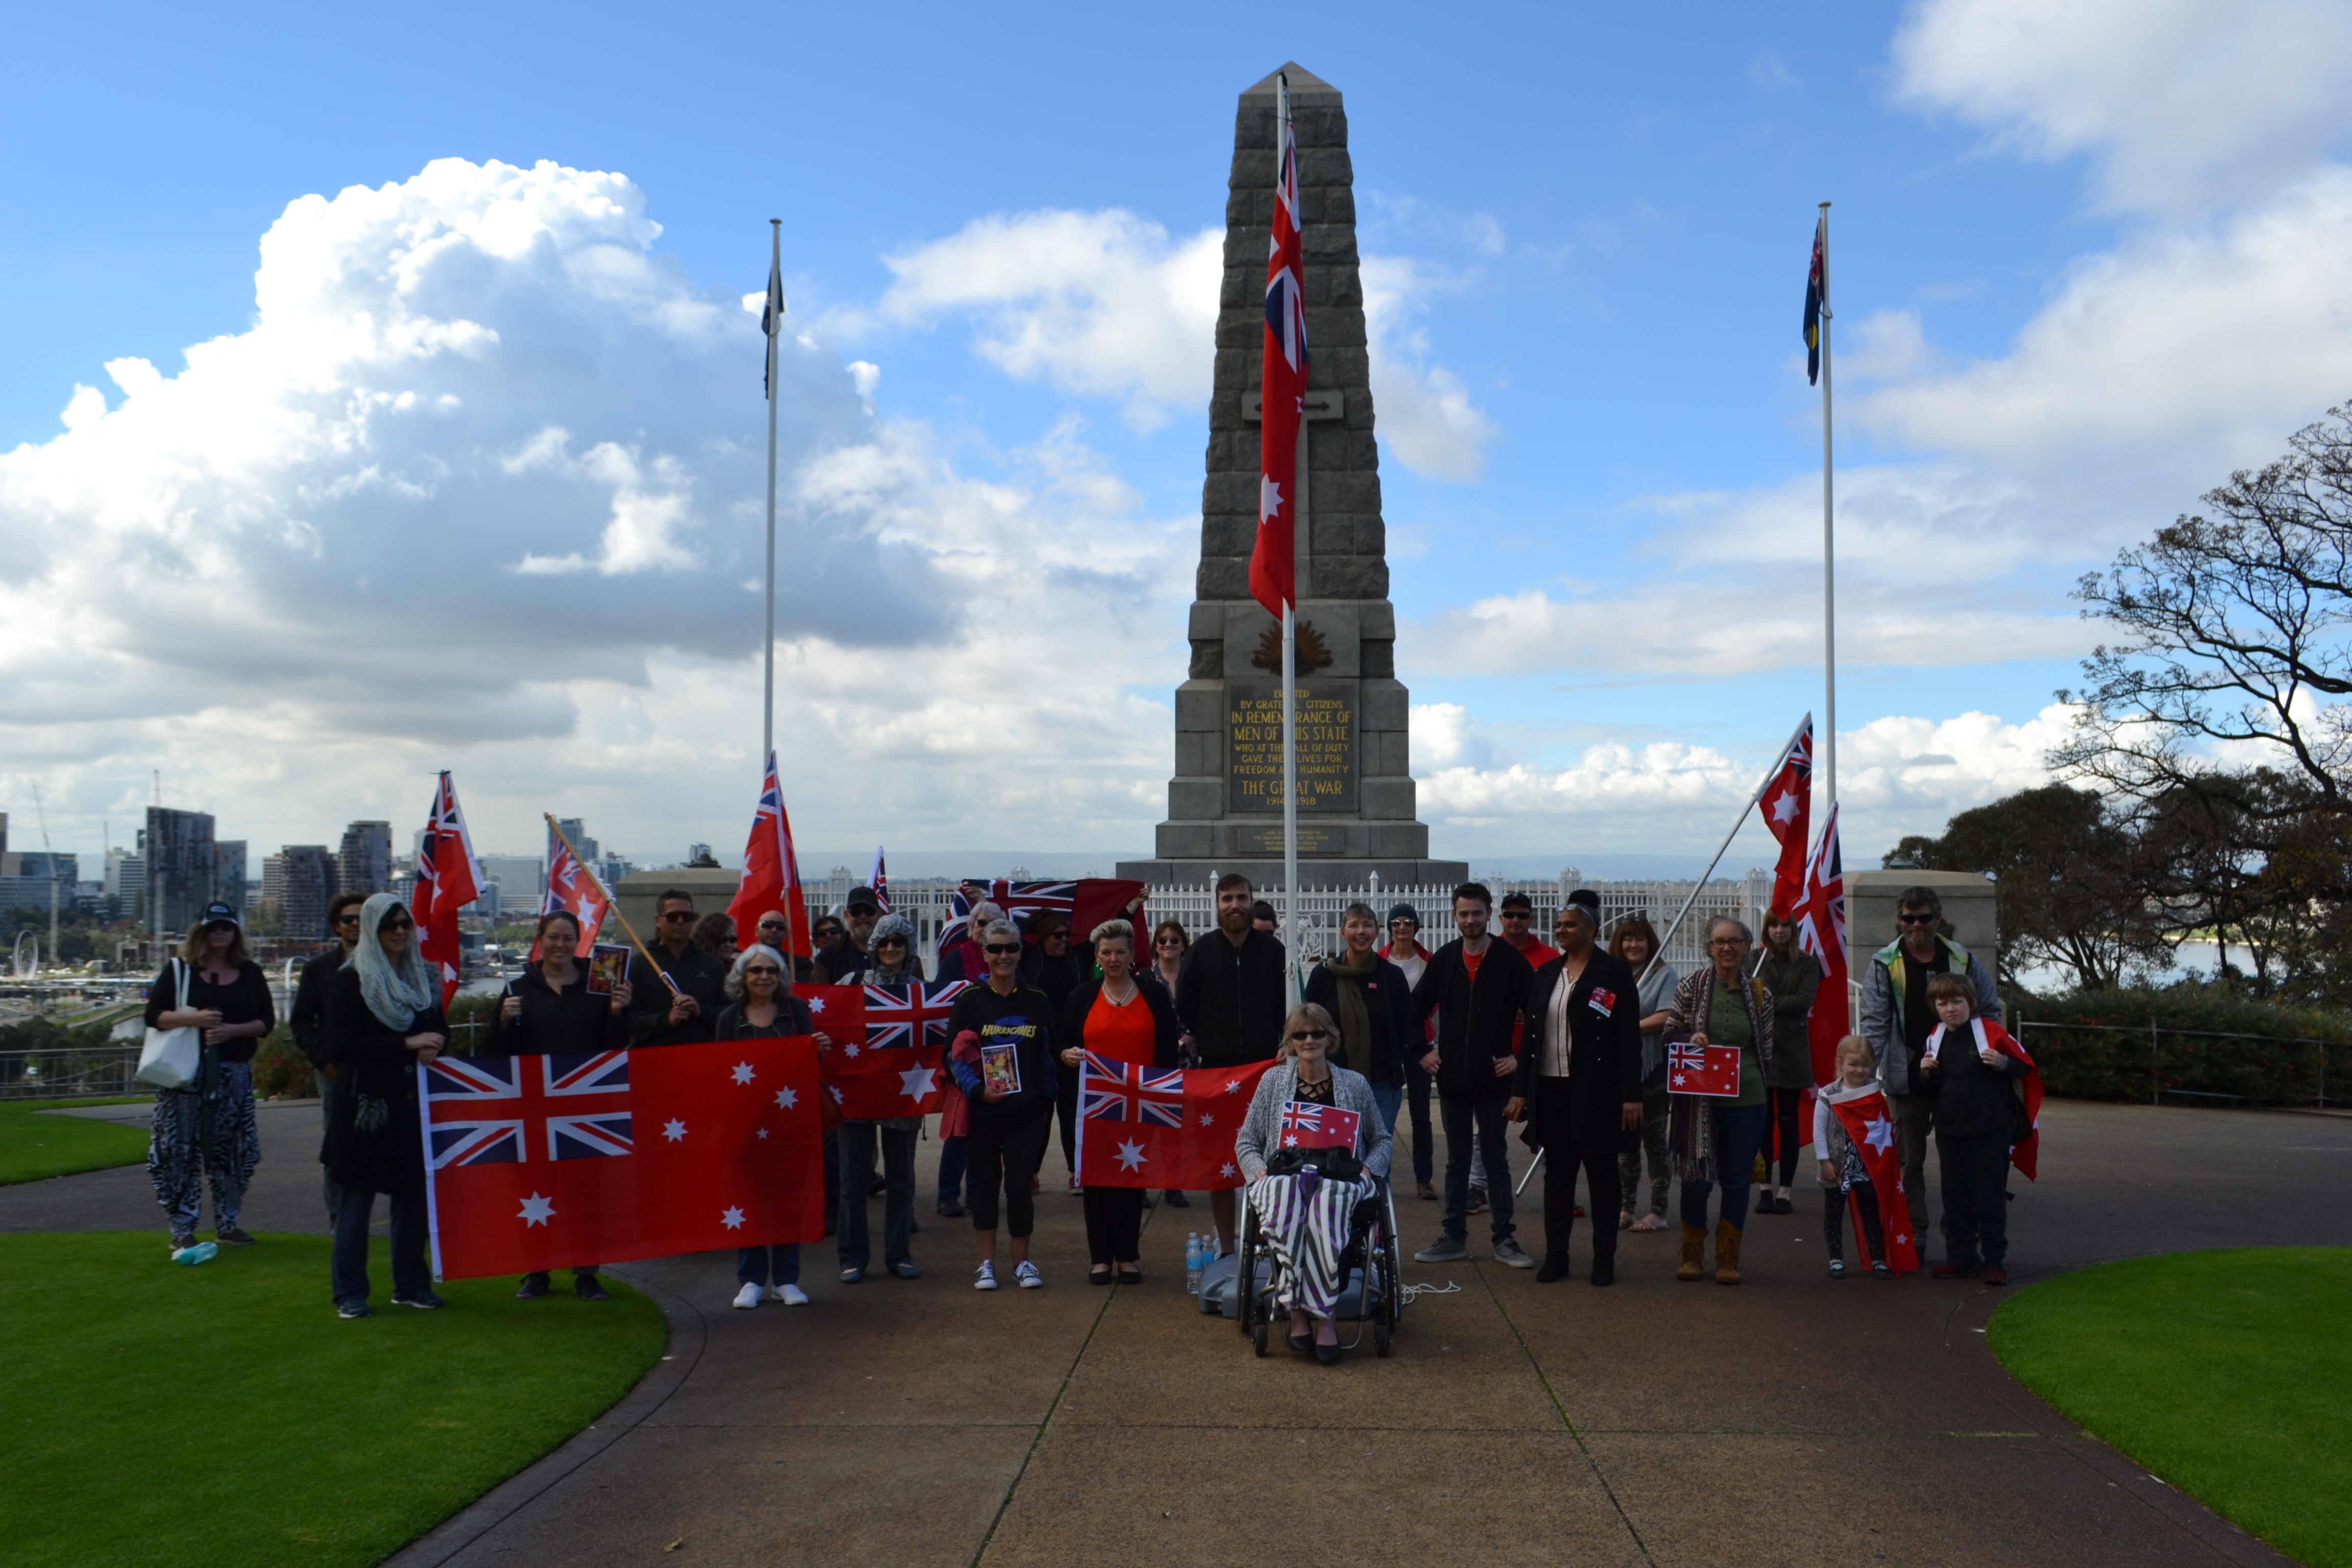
[1249,1171,1366,1320]
[149,1063,261,1238]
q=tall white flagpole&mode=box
[763,219,783,766]
[1278,73,1301,994]
[1819,201,1837,816]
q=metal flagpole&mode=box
[763,219,783,766]
[1819,201,1837,815]
[1638,710,1812,986]
[1279,72,1301,994]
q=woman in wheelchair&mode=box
[1235,1002,1394,1363]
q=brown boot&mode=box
[1677,1223,1705,1281]
[1714,1221,1744,1284]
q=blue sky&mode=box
[4,1,2350,880]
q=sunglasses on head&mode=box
[984,942,1022,955]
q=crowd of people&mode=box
[138,875,2029,1344]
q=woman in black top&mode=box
[717,944,816,1309]
[487,909,632,1302]
[948,920,1059,1291]
[1506,890,1644,1286]
[143,900,277,1254]
[322,894,448,1316]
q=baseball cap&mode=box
[199,901,241,928]
[845,886,882,913]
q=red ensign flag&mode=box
[1250,77,1308,619]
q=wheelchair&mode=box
[1233,1167,1405,1358]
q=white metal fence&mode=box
[806,871,1771,979]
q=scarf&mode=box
[1322,948,1379,1076]
[352,891,436,1032]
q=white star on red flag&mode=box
[1115,1139,1147,1171]
[899,1065,937,1099]
[720,1206,746,1230]
[518,1192,556,1227]
[663,1118,688,1142]
[774,1088,797,1110]
[731,1062,755,1084]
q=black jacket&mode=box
[485,964,629,1057]
[625,940,730,1045]
[812,938,871,986]
[1174,927,1287,1067]
[144,958,277,1066]
[714,996,815,1039]
[290,944,351,1069]
[1303,955,1413,1087]
[1058,977,1182,1073]
[1926,1023,2029,1139]
[1513,950,1644,1153]
[320,966,445,1193]
[1023,945,1088,1027]
[1409,938,1533,1099]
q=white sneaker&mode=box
[974,1261,999,1291]
[776,1283,810,1306]
[1015,1260,1044,1289]
[732,1282,764,1309]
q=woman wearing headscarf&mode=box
[838,913,924,1284]
[1303,901,1412,1137]
[1744,909,1822,1215]
[487,908,632,1301]
[716,943,814,1308]
[1609,913,1678,1233]
[142,901,277,1257]
[1056,919,1182,1284]
[1235,1001,1393,1363]
[322,894,447,1317]
[1506,890,1643,1285]
[1662,917,1777,1285]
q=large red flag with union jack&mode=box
[1250,75,1308,619]
[802,980,968,1119]
[1076,1054,1275,1190]
[727,750,810,962]
[1759,716,1813,921]
[420,1036,825,1280]
[412,772,481,1009]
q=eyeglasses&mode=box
[1155,937,1184,947]
[660,910,695,923]
[757,921,788,932]
[1288,1027,1329,1041]
[382,918,415,932]
[1898,912,1939,925]
[876,937,907,949]
[744,965,782,978]
[334,914,361,927]
[984,942,1023,955]
[1708,937,1746,948]
[1501,910,1530,920]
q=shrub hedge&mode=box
[2007,982,2350,1107]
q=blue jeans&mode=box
[838,1121,916,1271]
[737,1244,801,1287]
[1439,1094,1514,1242]
[1679,1102,1770,1232]
[937,1134,972,1206]
[331,1183,429,1304]
[1369,1080,1403,1139]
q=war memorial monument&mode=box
[1119,64,1469,892]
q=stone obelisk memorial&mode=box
[1121,64,1467,891]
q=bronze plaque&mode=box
[1229,683,1356,814]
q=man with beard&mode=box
[1174,872,1286,1254]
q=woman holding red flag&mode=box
[717,944,814,1309]
[1057,919,1181,1285]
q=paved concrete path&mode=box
[8,1099,2346,1566]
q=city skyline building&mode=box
[338,820,393,900]
[261,844,337,942]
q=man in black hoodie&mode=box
[1175,872,1286,1251]
[291,890,369,1226]
[1408,884,1535,1268]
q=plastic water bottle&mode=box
[1185,1232,1203,1294]
[172,1240,218,1267]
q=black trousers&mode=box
[967,1111,1051,1237]
[1535,1077,1621,1265]
[1937,1129,2013,1266]
[1056,1069,1080,1175]
[1823,1180,1885,1263]
[1766,1087,1806,1186]
[1082,1185,1145,1265]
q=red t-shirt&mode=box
[1462,948,1484,985]
[1084,986,1158,1068]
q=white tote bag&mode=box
[136,958,202,1092]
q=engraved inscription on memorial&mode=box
[1236,825,1340,855]
[1228,683,1357,814]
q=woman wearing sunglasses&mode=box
[1056,919,1182,1284]
[1661,917,1778,1285]
[1234,1002,1393,1363]
[716,943,815,1308]
[837,914,924,1284]
[321,894,448,1317]
[485,908,633,1302]
[143,899,277,1257]
[944,920,1059,1291]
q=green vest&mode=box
[1876,934,1974,996]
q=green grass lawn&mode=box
[2,1231,666,1567]
[0,1096,152,1184]
[1991,1248,2352,1567]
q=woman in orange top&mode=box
[1057,918,1183,1284]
